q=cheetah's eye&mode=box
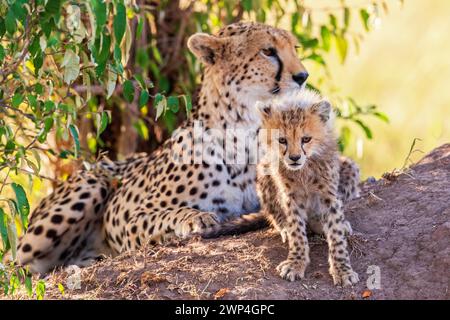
[261,47,277,57]
[301,136,312,144]
[278,137,287,144]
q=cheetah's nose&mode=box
[292,72,309,86]
[289,155,302,162]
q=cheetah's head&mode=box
[257,89,335,171]
[188,22,309,108]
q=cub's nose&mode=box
[292,72,309,86]
[289,155,302,162]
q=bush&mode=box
[0,0,392,298]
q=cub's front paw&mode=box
[330,267,359,287]
[276,259,308,282]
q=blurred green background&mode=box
[307,0,450,178]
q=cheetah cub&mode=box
[256,89,360,287]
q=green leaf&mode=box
[305,53,326,66]
[58,283,65,296]
[0,208,10,252]
[134,74,146,89]
[133,119,149,140]
[335,35,348,64]
[291,12,299,32]
[12,93,24,108]
[58,103,74,113]
[167,96,179,113]
[45,0,62,16]
[242,0,252,12]
[301,38,319,49]
[5,9,16,35]
[123,80,134,102]
[29,37,41,57]
[360,9,370,31]
[11,1,27,25]
[139,90,149,108]
[61,49,80,84]
[113,1,126,45]
[154,94,166,120]
[91,0,107,36]
[355,119,373,139]
[181,95,192,114]
[38,117,54,143]
[373,111,390,123]
[136,16,144,38]
[68,124,80,158]
[95,31,111,76]
[36,280,46,300]
[35,83,44,95]
[25,276,33,297]
[113,43,122,63]
[6,208,17,260]
[96,111,109,137]
[344,7,350,30]
[339,126,351,152]
[33,53,44,74]
[59,150,72,159]
[106,69,117,99]
[320,26,331,51]
[329,14,337,30]
[5,139,15,154]
[0,18,5,38]
[153,93,163,107]
[0,45,5,62]
[44,100,55,112]
[11,183,30,230]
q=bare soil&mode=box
[8,144,450,300]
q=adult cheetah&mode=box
[14,22,310,273]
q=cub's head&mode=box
[187,22,308,104]
[257,90,334,171]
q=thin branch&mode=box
[17,168,59,183]
[0,100,36,121]
[0,167,12,195]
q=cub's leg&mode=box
[276,197,310,281]
[319,195,359,286]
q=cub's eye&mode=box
[261,47,277,57]
[301,136,312,144]
[278,137,287,144]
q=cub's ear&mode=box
[311,100,332,123]
[187,33,226,65]
[255,101,272,119]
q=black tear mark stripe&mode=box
[274,51,283,82]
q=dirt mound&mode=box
[13,144,450,300]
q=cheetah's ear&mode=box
[311,100,332,124]
[255,101,272,120]
[187,33,226,65]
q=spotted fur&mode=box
[256,89,360,286]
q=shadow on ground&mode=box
[14,144,450,299]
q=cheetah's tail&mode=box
[200,213,269,239]
[338,156,361,202]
